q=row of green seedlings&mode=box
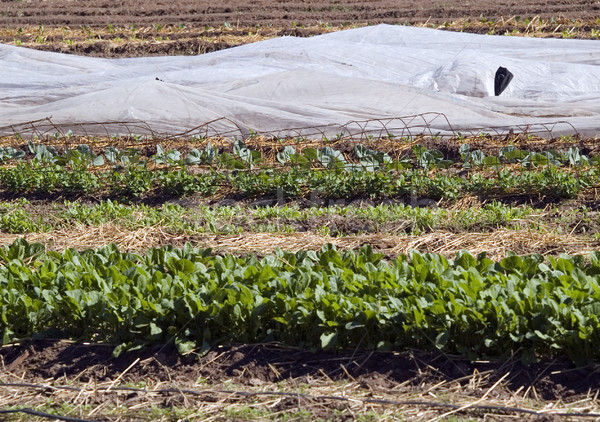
[0,141,595,200]
[0,198,536,235]
[2,238,600,364]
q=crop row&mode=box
[2,239,600,363]
[2,139,598,171]
[0,161,595,201]
[0,198,538,236]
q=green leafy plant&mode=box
[354,144,392,171]
[413,144,452,169]
[158,170,221,197]
[2,240,600,363]
[154,145,182,166]
[184,143,218,165]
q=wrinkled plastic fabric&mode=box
[2,24,600,138]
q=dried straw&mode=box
[1,367,599,421]
[0,225,596,260]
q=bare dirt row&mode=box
[1,0,599,28]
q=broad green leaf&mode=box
[276,146,296,164]
[175,338,197,355]
[458,143,471,160]
[435,330,450,349]
[320,332,337,349]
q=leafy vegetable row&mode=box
[2,239,600,363]
[0,162,594,200]
[1,140,598,171]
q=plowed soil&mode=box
[1,0,598,28]
[1,0,600,57]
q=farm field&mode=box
[2,1,600,421]
[3,0,600,57]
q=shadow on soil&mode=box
[1,339,598,401]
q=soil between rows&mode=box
[2,339,598,402]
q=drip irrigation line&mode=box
[0,407,100,422]
[3,382,600,418]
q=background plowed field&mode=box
[1,0,598,27]
[2,0,600,57]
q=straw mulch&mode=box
[1,365,600,421]
[0,224,597,260]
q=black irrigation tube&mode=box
[2,382,600,418]
[0,407,100,422]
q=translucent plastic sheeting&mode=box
[2,24,600,138]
